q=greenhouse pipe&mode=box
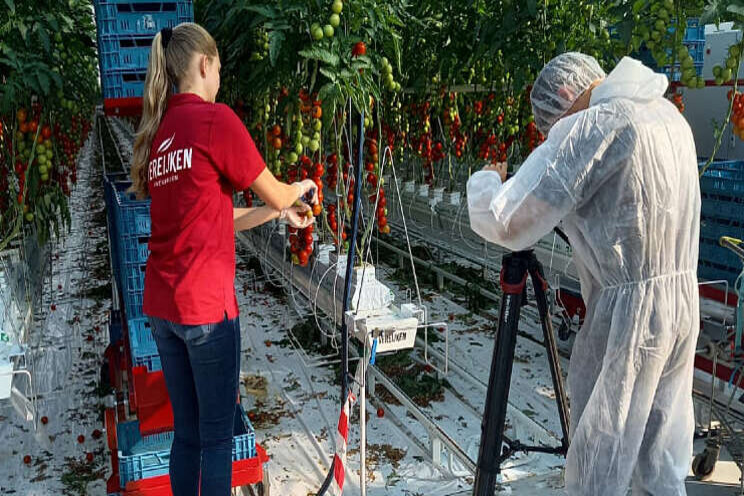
[316,108,365,495]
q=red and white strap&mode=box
[329,363,363,495]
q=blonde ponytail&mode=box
[129,23,218,199]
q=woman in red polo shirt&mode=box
[128,24,316,496]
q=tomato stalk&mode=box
[699,50,742,178]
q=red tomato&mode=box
[41,125,52,140]
[352,41,367,57]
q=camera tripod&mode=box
[473,249,571,495]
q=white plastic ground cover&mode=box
[0,129,113,494]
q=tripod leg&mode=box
[473,253,528,496]
[528,256,571,454]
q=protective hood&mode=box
[590,56,668,106]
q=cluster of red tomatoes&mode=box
[362,137,390,233]
[670,92,685,113]
[325,203,349,248]
[478,132,509,164]
[289,223,315,267]
[444,106,468,159]
[325,152,339,189]
[523,121,545,153]
[729,90,744,141]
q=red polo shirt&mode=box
[143,93,265,325]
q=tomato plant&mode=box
[0,0,99,251]
[197,0,744,265]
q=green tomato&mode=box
[301,135,310,146]
[722,68,733,82]
[18,141,26,152]
[384,73,394,86]
[715,76,724,86]
[383,63,393,76]
[46,149,53,160]
[38,155,47,165]
[312,27,324,41]
[330,13,340,28]
[313,119,322,131]
[309,139,320,152]
[41,174,49,182]
[323,25,334,38]
[713,65,722,77]
[312,131,321,141]
[395,82,402,92]
[332,0,343,14]
[727,57,738,70]
[39,165,48,175]
[697,78,705,89]
[730,45,741,58]
[295,143,304,155]
[25,213,34,222]
[288,152,298,163]
[654,20,666,31]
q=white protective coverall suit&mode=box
[467,55,700,495]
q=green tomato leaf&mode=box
[298,47,339,67]
[269,30,284,67]
[727,4,744,16]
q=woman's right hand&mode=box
[293,179,318,205]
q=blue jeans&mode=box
[148,314,241,496]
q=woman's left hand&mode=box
[281,203,315,229]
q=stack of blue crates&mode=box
[699,160,744,286]
[94,0,194,100]
[116,404,257,488]
[627,18,706,81]
[660,18,706,81]
[103,173,157,369]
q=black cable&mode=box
[316,109,365,495]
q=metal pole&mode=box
[316,108,365,495]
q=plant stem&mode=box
[699,52,742,178]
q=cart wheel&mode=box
[692,445,720,480]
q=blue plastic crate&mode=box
[660,62,704,81]
[701,194,744,222]
[698,260,742,286]
[99,34,154,72]
[685,40,705,63]
[700,167,744,197]
[113,185,151,238]
[94,0,193,36]
[127,318,159,368]
[117,404,256,487]
[123,263,146,292]
[102,69,147,100]
[667,17,705,42]
[699,236,741,271]
[704,159,744,171]
[122,282,144,320]
[119,235,150,265]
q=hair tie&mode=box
[161,27,173,50]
